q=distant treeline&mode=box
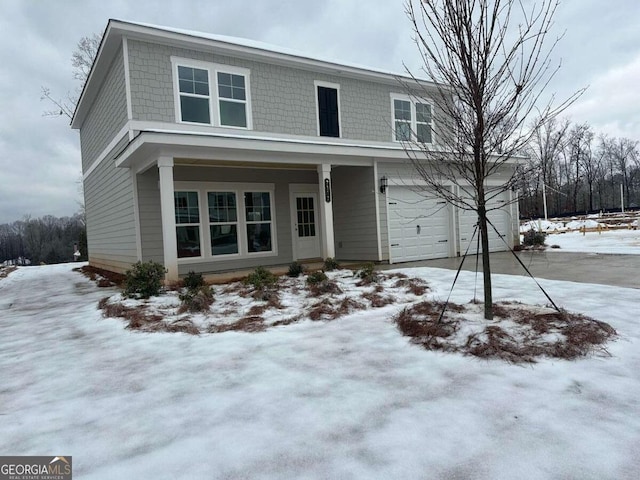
[0,213,87,265]
[518,120,640,218]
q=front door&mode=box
[291,192,321,259]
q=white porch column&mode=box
[158,156,178,282]
[317,164,335,258]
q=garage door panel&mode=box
[459,192,511,254]
[388,187,451,263]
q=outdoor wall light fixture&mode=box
[380,176,388,194]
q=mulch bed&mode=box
[395,301,617,363]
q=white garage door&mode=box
[458,190,512,254]
[388,187,451,263]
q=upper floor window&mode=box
[172,57,252,129]
[217,72,247,128]
[178,66,211,124]
[391,94,434,144]
[315,81,340,137]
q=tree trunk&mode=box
[475,148,493,320]
[478,204,493,320]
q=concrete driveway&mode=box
[382,251,640,289]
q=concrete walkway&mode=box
[380,251,640,289]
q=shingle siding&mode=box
[79,47,128,172]
[126,39,438,142]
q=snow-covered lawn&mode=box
[545,229,640,255]
[1,263,640,479]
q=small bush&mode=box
[287,261,305,278]
[245,266,278,289]
[522,230,547,247]
[307,271,328,285]
[183,270,205,290]
[355,262,378,284]
[179,286,214,313]
[323,257,340,272]
[123,261,166,299]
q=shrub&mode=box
[522,230,547,247]
[287,261,305,278]
[245,266,278,289]
[179,286,214,313]
[183,270,205,290]
[355,262,378,284]
[123,261,166,299]
[307,271,328,285]
[323,257,340,271]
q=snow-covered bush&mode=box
[522,230,547,247]
[179,285,214,313]
[306,271,328,285]
[323,257,340,272]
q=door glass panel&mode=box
[296,196,316,238]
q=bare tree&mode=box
[523,117,569,216]
[403,0,583,319]
[41,33,101,119]
[604,137,639,208]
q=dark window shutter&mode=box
[318,86,339,137]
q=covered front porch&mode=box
[140,159,337,281]
[115,129,400,281]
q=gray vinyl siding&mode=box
[332,166,379,261]
[79,47,128,172]
[127,39,441,143]
[83,135,138,272]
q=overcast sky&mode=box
[0,0,639,224]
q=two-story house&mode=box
[72,19,518,281]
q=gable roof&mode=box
[72,19,436,129]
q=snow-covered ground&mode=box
[545,230,640,255]
[2,262,640,479]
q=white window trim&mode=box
[314,80,341,138]
[174,190,204,260]
[171,57,253,130]
[390,93,434,145]
[175,181,277,264]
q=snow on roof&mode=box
[116,19,431,83]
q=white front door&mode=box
[291,192,321,259]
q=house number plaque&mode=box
[324,178,331,203]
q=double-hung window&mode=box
[244,192,272,252]
[177,66,211,124]
[172,58,252,129]
[208,192,239,256]
[391,94,434,144]
[174,191,201,258]
[217,73,247,127]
